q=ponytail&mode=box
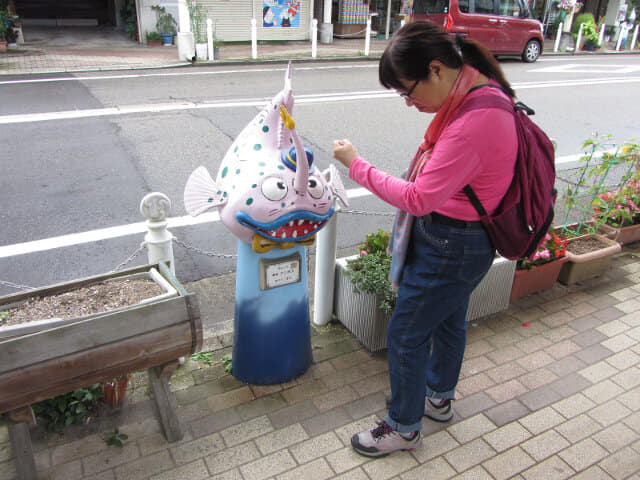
[379,21,515,98]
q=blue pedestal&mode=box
[232,241,312,384]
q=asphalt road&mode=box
[1,55,640,297]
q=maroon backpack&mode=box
[457,84,557,260]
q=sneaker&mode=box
[424,398,454,422]
[385,394,454,422]
[351,421,421,457]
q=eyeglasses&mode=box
[399,79,420,101]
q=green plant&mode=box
[344,229,396,315]
[187,0,207,43]
[32,384,103,430]
[559,136,640,237]
[152,5,177,35]
[0,311,8,325]
[221,354,233,374]
[0,9,10,41]
[104,427,128,447]
[119,0,138,41]
[191,350,213,365]
[145,31,162,42]
[572,12,595,35]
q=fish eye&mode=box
[307,176,324,199]
[262,176,288,201]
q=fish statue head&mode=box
[184,62,348,253]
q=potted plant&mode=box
[213,36,223,59]
[510,228,569,301]
[151,5,177,45]
[0,9,10,52]
[119,0,138,41]
[334,229,395,352]
[100,374,130,407]
[187,0,208,59]
[572,13,599,51]
[146,30,163,46]
[556,136,626,284]
[591,141,640,245]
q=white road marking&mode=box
[529,64,640,74]
[0,154,587,258]
[1,76,640,125]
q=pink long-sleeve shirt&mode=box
[349,86,518,220]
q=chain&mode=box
[339,209,395,217]
[113,241,147,272]
[0,279,35,291]
[173,237,237,259]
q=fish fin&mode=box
[184,166,227,216]
[323,164,349,208]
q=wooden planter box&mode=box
[333,255,515,352]
[510,256,569,302]
[0,263,202,480]
[558,234,621,285]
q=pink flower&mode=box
[360,250,368,256]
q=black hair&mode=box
[379,21,515,98]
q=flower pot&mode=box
[160,33,173,45]
[334,256,391,352]
[510,256,569,301]
[100,376,129,406]
[466,256,516,321]
[608,223,640,245]
[148,39,162,47]
[553,221,616,240]
[0,40,7,53]
[558,234,621,285]
[195,42,208,60]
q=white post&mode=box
[176,0,195,60]
[554,22,563,52]
[364,17,371,56]
[631,24,639,51]
[313,208,339,326]
[140,192,175,275]
[598,22,605,46]
[251,18,258,59]
[616,27,624,50]
[207,18,214,60]
[311,19,318,58]
[575,23,584,53]
[385,0,391,39]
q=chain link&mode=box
[339,209,395,217]
[113,241,147,272]
[173,236,237,259]
[0,279,35,291]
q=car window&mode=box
[473,0,495,14]
[498,0,521,16]
[459,0,470,13]
[413,0,450,14]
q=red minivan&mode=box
[412,0,544,62]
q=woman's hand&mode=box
[333,139,359,168]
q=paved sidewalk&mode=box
[1,25,638,75]
[1,245,639,479]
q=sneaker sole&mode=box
[351,435,421,458]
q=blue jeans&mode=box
[385,216,495,434]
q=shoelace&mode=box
[370,421,394,439]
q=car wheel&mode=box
[522,40,541,63]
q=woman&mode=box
[333,21,518,457]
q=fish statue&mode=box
[184,62,349,253]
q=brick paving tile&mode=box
[541,310,575,328]
[460,356,496,377]
[280,379,327,405]
[485,345,522,364]
[593,423,639,453]
[545,339,583,360]
[518,406,566,435]
[482,446,536,480]
[601,333,638,353]
[464,339,495,359]
[570,465,616,479]
[82,443,140,476]
[444,438,496,473]
[552,393,596,419]
[454,392,497,419]
[331,467,369,480]
[618,386,640,411]
[170,432,225,465]
[401,456,457,480]
[549,372,594,397]
[483,422,532,452]
[289,431,343,464]
[486,363,527,383]
[113,450,175,480]
[598,319,632,337]
[188,406,243,438]
[548,356,588,377]
[577,344,616,364]
[220,415,274,448]
[519,367,559,390]
[521,455,575,480]
[456,373,496,396]
[572,329,609,347]
[254,423,308,455]
[277,457,335,480]
[583,379,626,404]
[413,430,459,463]
[206,386,255,414]
[361,450,418,479]
[554,414,604,443]
[569,314,607,333]
[235,393,288,421]
[589,399,633,427]
[238,449,297,480]
[521,429,571,462]
[486,379,528,403]
[268,400,320,429]
[352,371,389,397]
[484,399,530,427]
[611,367,640,389]
[149,459,209,480]
[447,414,496,444]
[543,325,579,343]
[450,465,493,479]
[345,392,387,419]
[558,438,609,471]
[204,442,261,476]
[325,446,370,475]
[313,385,360,413]
[518,385,562,411]
[517,351,555,370]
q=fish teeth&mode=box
[298,219,304,226]
[270,231,276,236]
[281,232,286,238]
[304,229,309,234]
[292,231,298,238]
[289,221,294,227]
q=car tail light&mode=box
[443,13,454,30]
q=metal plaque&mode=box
[259,253,302,290]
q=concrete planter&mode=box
[607,223,640,246]
[558,234,621,285]
[333,255,516,352]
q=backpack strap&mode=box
[456,84,525,219]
